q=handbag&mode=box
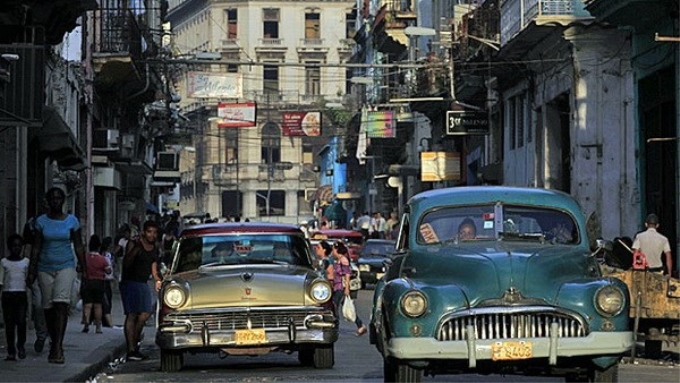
[342,296,357,322]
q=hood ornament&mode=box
[502,286,523,304]
[241,272,254,282]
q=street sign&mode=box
[446,110,489,136]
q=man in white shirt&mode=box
[632,213,673,275]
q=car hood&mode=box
[170,265,314,309]
[405,243,599,306]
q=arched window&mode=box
[261,121,281,163]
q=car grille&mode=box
[166,308,332,331]
[437,308,587,341]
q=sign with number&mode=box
[446,110,489,136]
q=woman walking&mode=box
[331,242,367,336]
[27,187,86,364]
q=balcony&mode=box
[219,39,241,53]
[501,0,592,45]
[499,0,593,57]
[255,38,287,54]
[297,38,329,55]
[91,7,146,92]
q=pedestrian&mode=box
[385,212,399,239]
[372,212,386,239]
[120,220,162,361]
[313,240,334,283]
[27,187,86,364]
[632,213,674,275]
[357,212,371,241]
[81,235,110,334]
[21,213,48,354]
[331,242,367,336]
[101,236,115,327]
[1,234,29,360]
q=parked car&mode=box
[357,239,396,288]
[156,222,338,372]
[371,186,633,382]
[310,229,364,261]
[310,238,362,299]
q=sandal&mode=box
[355,325,367,337]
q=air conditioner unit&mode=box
[93,129,119,148]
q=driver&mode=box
[211,242,234,262]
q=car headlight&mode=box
[310,281,332,303]
[594,285,625,317]
[163,286,187,309]
[400,290,427,317]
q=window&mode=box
[261,121,281,164]
[256,190,285,216]
[263,64,279,95]
[298,190,313,216]
[226,8,237,39]
[305,12,320,39]
[302,143,313,164]
[224,128,238,163]
[305,62,321,95]
[263,8,279,38]
[346,10,356,38]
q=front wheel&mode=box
[312,344,334,369]
[383,357,422,383]
[160,349,184,372]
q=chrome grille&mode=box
[437,309,587,341]
[166,309,332,331]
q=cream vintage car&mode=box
[156,222,337,372]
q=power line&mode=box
[147,58,448,70]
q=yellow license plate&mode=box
[235,329,266,345]
[491,341,533,361]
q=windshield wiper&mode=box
[498,232,545,242]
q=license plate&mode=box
[235,329,266,345]
[491,341,533,361]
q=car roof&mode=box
[180,222,303,237]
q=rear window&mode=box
[174,234,312,273]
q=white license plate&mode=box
[235,329,266,345]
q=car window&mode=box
[361,242,395,256]
[416,204,578,245]
[174,234,312,273]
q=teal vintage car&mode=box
[370,186,633,382]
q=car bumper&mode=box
[385,331,634,367]
[157,315,338,349]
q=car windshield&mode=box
[361,242,395,257]
[174,234,312,273]
[417,204,578,245]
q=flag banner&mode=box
[217,102,257,128]
[364,110,396,138]
[282,111,322,136]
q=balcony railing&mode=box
[220,39,240,49]
[299,38,324,46]
[208,162,317,185]
[92,8,143,58]
[500,0,591,46]
[259,38,284,46]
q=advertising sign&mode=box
[217,102,257,128]
[420,151,461,182]
[363,109,396,138]
[282,111,322,136]
[188,71,242,98]
[446,110,489,135]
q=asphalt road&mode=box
[91,288,679,383]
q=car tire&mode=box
[312,344,334,369]
[160,349,183,372]
[592,364,619,382]
[383,357,422,383]
[298,348,314,366]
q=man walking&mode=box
[632,213,673,276]
[119,221,162,361]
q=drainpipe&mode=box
[84,10,95,240]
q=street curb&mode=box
[64,341,128,382]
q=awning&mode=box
[37,106,88,171]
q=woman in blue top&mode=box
[27,187,86,364]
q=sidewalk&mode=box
[0,288,128,382]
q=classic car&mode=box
[371,186,633,382]
[310,238,362,299]
[310,229,364,261]
[156,222,338,372]
[357,239,396,288]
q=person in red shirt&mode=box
[81,235,111,334]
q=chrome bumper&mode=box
[156,316,338,349]
[385,331,634,368]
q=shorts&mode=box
[38,267,77,309]
[81,279,107,304]
[119,280,153,315]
